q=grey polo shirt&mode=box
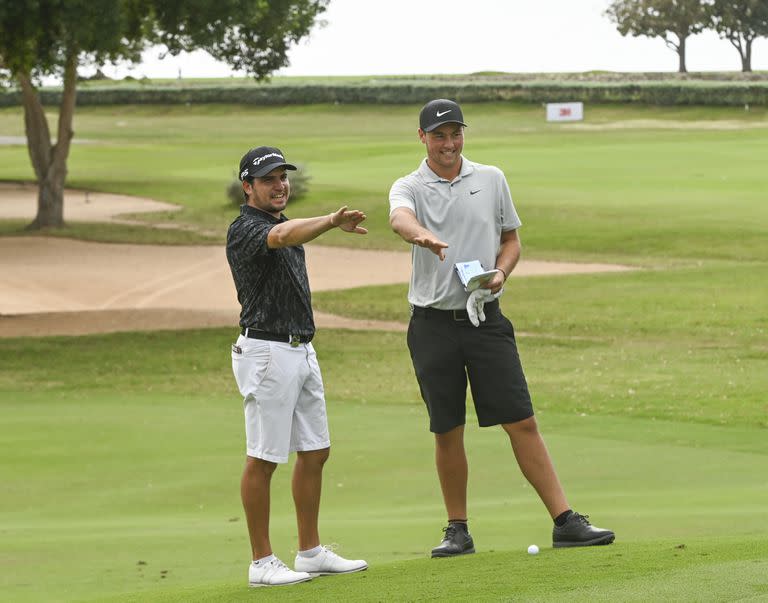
[389,156,521,310]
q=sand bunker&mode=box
[0,236,631,337]
[0,185,633,337]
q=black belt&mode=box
[411,299,499,322]
[241,328,313,347]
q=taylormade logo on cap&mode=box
[253,152,284,166]
[238,146,298,180]
[419,99,467,133]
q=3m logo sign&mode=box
[546,102,584,122]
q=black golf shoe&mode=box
[430,523,475,558]
[552,512,615,548]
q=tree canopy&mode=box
[0,0,329,228]
[605,0,712,73]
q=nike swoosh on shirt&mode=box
[436,109,452,117]
[470,189,482,195]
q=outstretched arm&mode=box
[389,207,449,261]
[267,206,367,248]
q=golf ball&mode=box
[527,544,539,555]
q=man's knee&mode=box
[502,415,539,436]
[297,447,330,467]
[435,424,465,448]
[244,456,278,478]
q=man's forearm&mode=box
[268,214,335,248]
[495,245,520,277]
[390,207,449,260]
[390,209,431,244]
[495,231,521,278]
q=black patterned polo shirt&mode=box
[226,204,314,336]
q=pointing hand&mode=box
[412,235,449,261]
[331,206,368,235]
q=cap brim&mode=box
[252,162,298,177]
[423,120,468,133]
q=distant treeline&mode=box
[605,1,768,73]
[1,79,766,107]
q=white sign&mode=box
[546,102,584,122]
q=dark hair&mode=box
[242,177,253,201]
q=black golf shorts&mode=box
[407,301,534,433]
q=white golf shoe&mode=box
[294,545,368,576]
[248,557,312,587]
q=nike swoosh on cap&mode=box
[436,109,452,117]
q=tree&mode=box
[605,0,712,73]
[709,0,768,72]
[0,0,328,229]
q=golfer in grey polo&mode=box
[390,158,521,309]
[389,98,615,557]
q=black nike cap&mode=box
[419,99,468,133]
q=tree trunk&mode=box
[677,35,687,73]
[31,168,67,228]
[21,52,77,229]
[742,39,753,73]
[729,34,752,73]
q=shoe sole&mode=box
[248,576,313,587]
[431,547,476,558]
[553,534,615,548]
[306,565,368,577]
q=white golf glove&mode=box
[466,288,502,327]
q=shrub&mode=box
[288,164,310,201]
[3,78,767,108]
[226,176,245,206]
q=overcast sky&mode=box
[102,0,768,78]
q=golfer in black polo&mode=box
[389,100,615,557]
[227,146,368,587]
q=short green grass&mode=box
[1,327,767,602]
[2,103,767,258]
[0,219,219,244]
[1,102,767,601]
[312,265,768,429]
[97,540,768,602]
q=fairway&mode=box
[1,330,767,601]
[1,103,767,259]
[1,102,767,601]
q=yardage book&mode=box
[454,260,499,292]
